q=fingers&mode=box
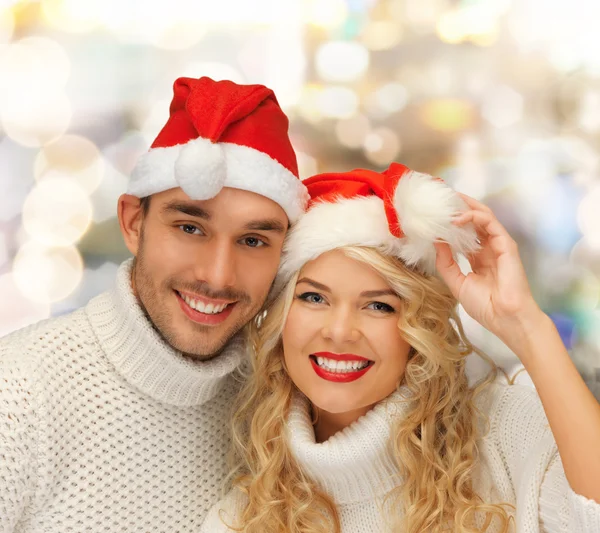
[452,209,514,243]
[456,192,493,214]
[434,242,465,300]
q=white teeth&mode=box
[180,293,229,315]
[313,356,370,373]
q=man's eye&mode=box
[179,224,202,235]
[297,292,324,304]
[242,237,266,248]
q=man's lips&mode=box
[175,290,236,326]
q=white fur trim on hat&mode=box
[127,138,309,223]
[393,170,479,271]
[277,179,478,287]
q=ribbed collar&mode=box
[287,387,414,505]
[86,258,245,407]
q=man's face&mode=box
[127,187,288,360]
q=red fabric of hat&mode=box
[128,76,308,222]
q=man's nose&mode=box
[193,238,237,290]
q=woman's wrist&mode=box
[498,305,556,364]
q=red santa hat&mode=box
[278,162,479,281]
[128,76,309,222]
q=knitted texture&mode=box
[0,259,245,533]
[202,380,600,533]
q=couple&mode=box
[1,76,598,533]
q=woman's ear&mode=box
[117,194,145,256]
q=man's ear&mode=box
[118,194,145,256]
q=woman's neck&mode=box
[312,403,374,443]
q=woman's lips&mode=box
[309,353,374,383]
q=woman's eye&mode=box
[367,301,395,313]
[179,224,202,235]
[297,292,324,304]
[241,237,266,248]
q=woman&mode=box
[201,163,600,532]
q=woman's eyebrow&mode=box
[296,279,398,298]
[296,278,330,292]
[359,289,398,298]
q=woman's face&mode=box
[282,249,412,415]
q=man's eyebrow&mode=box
[244,219,286,233]
[161,202,211,220]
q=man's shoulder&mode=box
[0,306,93,364]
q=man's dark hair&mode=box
[140,196,151,216]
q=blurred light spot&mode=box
[13,242,83,303]
[335,114,371,149]
[453,134,487,198]
[103,131,148,178]
[570,237,600,278]
[361,21,403,50]
[0,6,14,43]
[0,36,70,90]
[436,4,501,45]
[90,162,128,223]
[0,231,7,267]
[482,85,523,128]
[577,185,600,247]
[363,127,401,166]
[0,37,71,146]
[536,177,582,254]
[578,91,600,133]
[139,99,170,144]
[397,0,442,34]
[22,178,93,246]
[2,93,71,147]
[0,137,36,221]
[317,86,359,119]
[0,272,51,336]
[297,151,318,180]
[34,135,104,194]
[371,82,408,114]
[420,99,475,132]
[180,62,245,84]
[41,0,98,33]
[151,22,207,50]
[304,0,348,29]
[315,41,369,83]
[297,84,324,124]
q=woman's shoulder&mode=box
[200,488,249,533]
[474,372,552,449]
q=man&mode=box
[0,76,308,532]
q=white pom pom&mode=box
[174,139,226,200]
[394,171,479,272]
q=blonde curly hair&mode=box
[226,246,515,533]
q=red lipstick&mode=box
[310,352,374,383]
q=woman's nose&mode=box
[320,306,361,345]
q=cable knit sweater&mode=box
[0,259,245,533]
[201,381,600,533]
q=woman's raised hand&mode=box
[434,193,545,350]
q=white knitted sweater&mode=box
[0,259,245,533]
[201,381,600,533]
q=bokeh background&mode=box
[0,0,599,395]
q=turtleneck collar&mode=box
[286,386,414,505]
[86,258,246,407]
